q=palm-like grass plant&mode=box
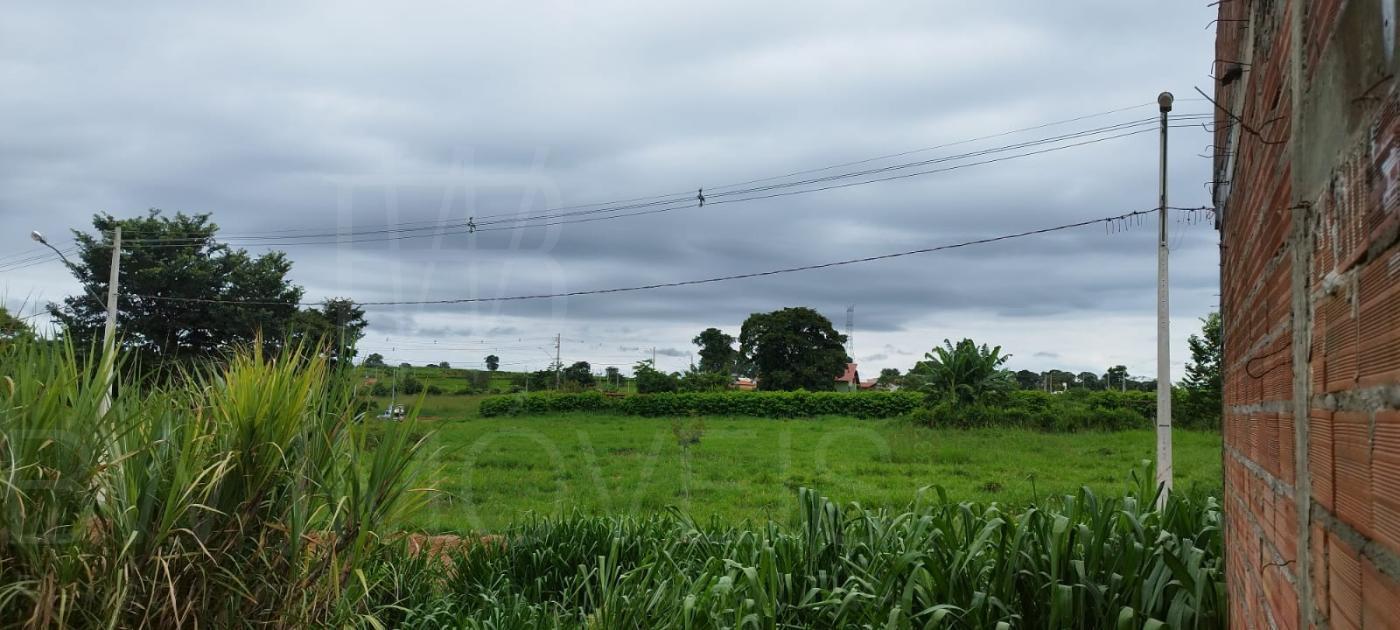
[0,337,429,627]
[366,463,1224,629]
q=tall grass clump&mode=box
[0,337,430,627]
[372,464,1225,629]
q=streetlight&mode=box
[34,226,123,417]
[31,230,107,310]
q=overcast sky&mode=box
[0,1,1222,379]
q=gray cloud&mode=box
[0,1,1221,378]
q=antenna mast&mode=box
[846,305,855,359]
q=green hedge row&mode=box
[478,388,1215,432]
[479,390,924,419]
[911,389,1194,432]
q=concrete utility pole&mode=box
[98,226,121,417]
[31,227,120,416]
[554,333,561,390]
[1156,91,1175,505]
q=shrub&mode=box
[908,389,1154,431]
[369,381,391,396]
[425,384,445,395]
[398,373,424,395]
[479,391,921,418]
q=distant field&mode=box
[382,407,1223,533]
[359,366,517,400]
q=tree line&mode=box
[5,209,1219,427]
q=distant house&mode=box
[834,363,860,392]
[732,377,757,391]
[858,378,879,390]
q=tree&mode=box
[485,354,500,371]
[738,307,848,391]
[1076,371,1101,390]
[399,362,412,368]
[437,361,451,369]
[679,369,730,392]
[562,361,595,387]
[692,327,737,374]
[1181,312,1222,427]
[1043,369,1077,391]
[0,307,34,346]
[290,298,367,368]
[875,367,903,389]
[910,339,1013,405]
[362,353,386,368]
[527,368,556,391]
[604,366,621,387]
[633,359,679,393]
[1103,365,1129,391]
[1013,369,1041,390]
[49,211,303,372]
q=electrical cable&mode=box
[110,113,1213,246]
[115,121,1211,250]
[125,207,1207,308]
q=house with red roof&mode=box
[834,363,860,392]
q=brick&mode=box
[1312,410,1336,511]
[1334,411,1374,538]
[1330,536,1363,630]
[1280,410,1296,484]
[1275,496,1299,563]
[1375,410,1400,557]
[1357,246,1400,388]
[1361,556,1400,630]
[1263,562,1300,630]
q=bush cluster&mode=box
[480,390,922,418]
[908,389,1192,432]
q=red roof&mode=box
[835,363,860,383]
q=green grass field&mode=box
[389,406,1223,533]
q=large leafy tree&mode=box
[1102,365,1130,391]
[484,354,500,371]
[1181,312,1222,428]
[1013,369,1041,390]
[49,211,304,371]
[362,353,386,368]
[562,361,595,387]
[290,298,367,368]
[632,359,679,393]
[911,339,1013,404]
[875,368,903,389]
[692,327,738,374]
[738,307,848,391]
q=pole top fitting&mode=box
[1158,91,1175,112]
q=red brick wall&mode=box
[1216,0,1400,627]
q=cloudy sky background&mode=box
[1,1,1222,379]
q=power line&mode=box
[126,207,1206,308]
[113,118,1211,250]
[108,113,1213,247]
